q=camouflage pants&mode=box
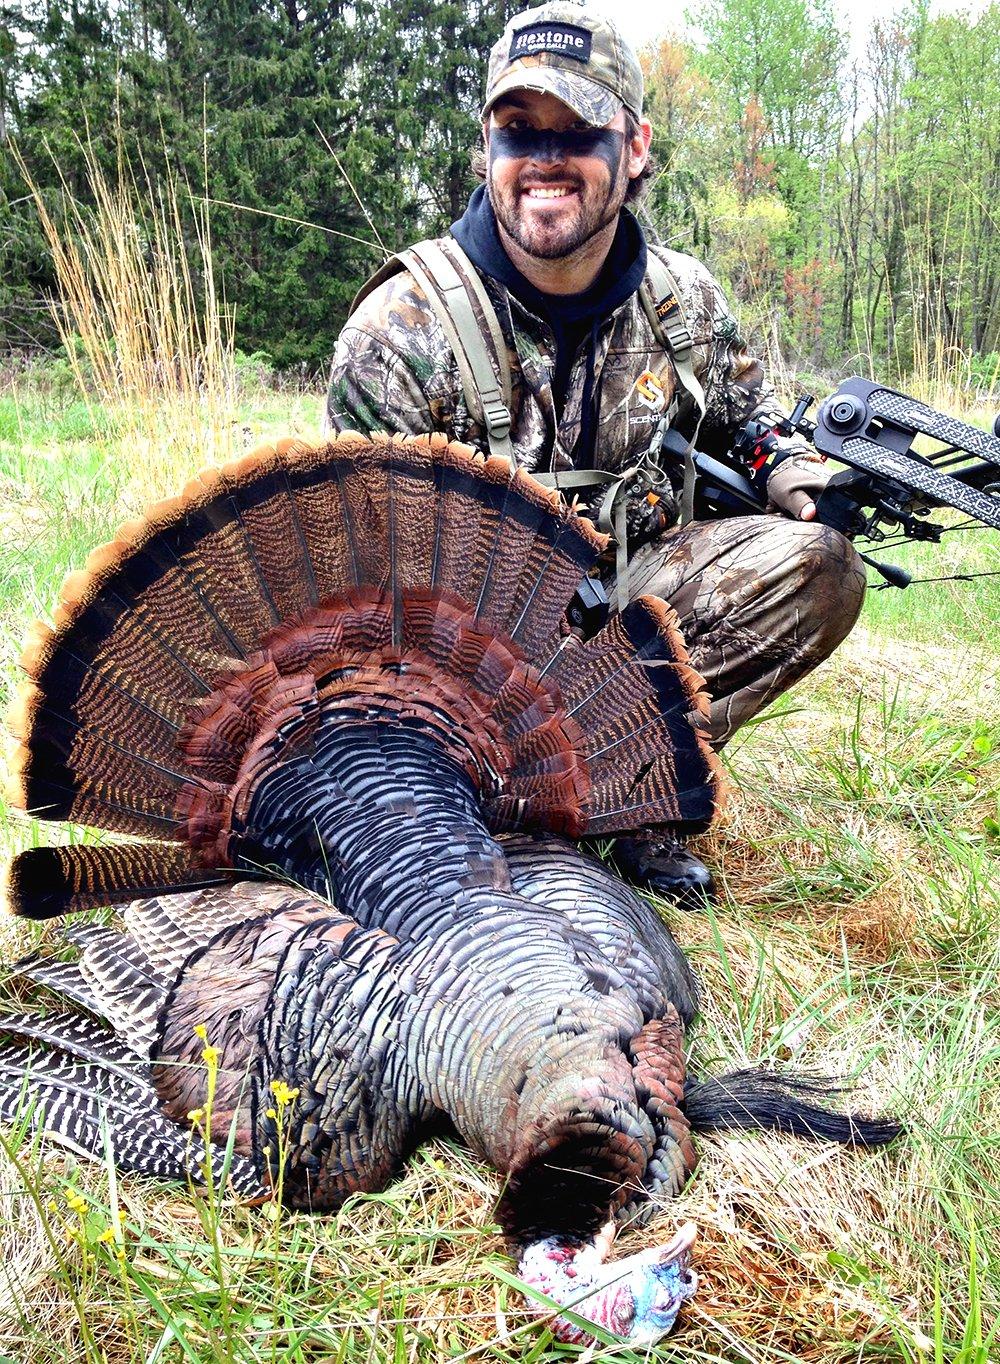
[624,517,867,747]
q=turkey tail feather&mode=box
[6,844,234,920]
[550,599,720,834]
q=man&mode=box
[325,2,866,906]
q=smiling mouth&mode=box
[523,186,577,200]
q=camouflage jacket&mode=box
[325,233,793,481]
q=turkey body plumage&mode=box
[1,434,898,1346]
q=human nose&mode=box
[527,131,569,166]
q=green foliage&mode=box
[0,0,519,367]
[703,183,791,307]
[965,350,1000,394]
[7,0,1000,379]
[691,0,846,161]
[640,1,1000,375]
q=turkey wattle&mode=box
[1,434,898,1347]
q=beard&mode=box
[488,154,629,262]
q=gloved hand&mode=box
[766,450,831,521]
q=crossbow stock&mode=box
[695,377,1000,588]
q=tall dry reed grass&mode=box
[15,136,240,503]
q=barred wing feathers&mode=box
[0,860,705,1228]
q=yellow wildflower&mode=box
[187,1107,205,1123]
[193,1024,208,1041]
[269,1080,300,1107]
[201,1044,220,1066]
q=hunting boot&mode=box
[610,835,716,911]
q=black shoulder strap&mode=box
[641,252,707,523]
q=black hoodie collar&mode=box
[451,185,646,330]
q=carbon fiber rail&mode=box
[801,376,1000,530]
[693,376,1000,540]
[812,377,1000,470]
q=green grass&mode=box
[858,531,1000,644]
[0,372,997,1362]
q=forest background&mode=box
[0,5,998,1362]
[3,0,1000,390]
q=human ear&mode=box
[627,118,653,178]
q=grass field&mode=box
[0,365,997,1364]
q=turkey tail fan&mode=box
[547,597,722,836]
[6,432,720,918]
[684,1070,902,1148]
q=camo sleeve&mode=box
[664,249,810,459]
[325,325,437,438]
[324,271,460,440]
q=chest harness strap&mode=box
[639,255,707,528]
[350,239,707,608]
[352,239,515,462]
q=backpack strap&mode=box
[350,239,514,461]
[640,252,707,524]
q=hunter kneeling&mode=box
[324,1,866,907]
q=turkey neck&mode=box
[232,715,513,934]
[233,712,657,1234]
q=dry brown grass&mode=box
[15,135,241,506]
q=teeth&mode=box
[526,187,572,198]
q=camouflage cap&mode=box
[482,2,643,128]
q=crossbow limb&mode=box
[693,377,1000,587]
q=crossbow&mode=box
[694,377,1000,588]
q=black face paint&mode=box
[489,124,625,175]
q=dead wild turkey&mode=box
[1,434,898,1346]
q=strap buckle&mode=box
[481,393,512,441]
[661,316,693,364]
